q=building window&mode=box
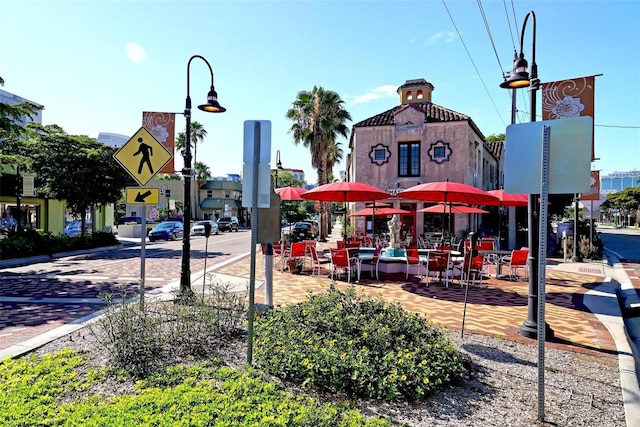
[225,193,230,198]
[433,146,446,159]
[207,190,213,197]
[369,143,391,166]
[406,91,413,101]
[417,90,423,100]
[398,142,420,177]
[164,189,171,198]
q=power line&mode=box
[441,0,507,129]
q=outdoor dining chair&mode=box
[501,248,529,280]
[307,244,330,277]
[460,251,485,288]
[287,242,308,272]
[405,247,424,280]
[359,245,382,280]
[329,248,358,283]
[424,251,451,287]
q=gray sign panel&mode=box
[504,116,593,194]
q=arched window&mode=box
[417,90,423,100]
[406,91,413,101]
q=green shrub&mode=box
[1,352,390,426]
[92,279,248,378]
[579,235,602,260]
[254,286,466,402]
[0,230,119,260]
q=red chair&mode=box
[330,248,358,283]
[461,252,485,287]
[359,246,382,280]
[502,249,529,280]
[307,245,330,277]
[287,242,308,272]
[424,251,451,287]
[405,247,423,280]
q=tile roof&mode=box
[353,101,485,141]
[485,140,504,160]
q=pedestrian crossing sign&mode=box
[114,127,173,186]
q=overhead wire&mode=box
[441,0,507,129]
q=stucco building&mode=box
[346,78,502,240]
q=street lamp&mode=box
[274,149,283,188]
[179,55,225,298]
[499,11,553,340]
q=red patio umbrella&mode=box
[301,182,389,240]
[487,189,528,249]
[487,189,528,207]
[275,186,307,201]
[418,204,489,214]
[399,181,499,237]
[399,181,499,205]
[351,207,411,217]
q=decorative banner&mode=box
[142,112,176,174]
[542,75,597,161]
[581,170,601,201]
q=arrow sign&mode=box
[126,187,160,205]
[135,190,153,203]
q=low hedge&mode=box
[0,229,119,260]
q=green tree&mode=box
[485,133,505,142]
[194,161,211,214]
[175,121,207,219]
[25,124,134,235]
[286,86,351,240]
[272,170,304,189]
[0,101,42,167]
[600,187,640,225]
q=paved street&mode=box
[0,233,249,350]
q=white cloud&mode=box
[427,31,456,45]
[350,85,397,105]
[125,42,147,64]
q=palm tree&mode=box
[190,121,207,167]
[175,122,208,219]
[194,161,211,214]
[286,86,351,240]
[326,140,344,183]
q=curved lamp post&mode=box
[500,11,555,422]
[179,55,225,298]
[499,11,554,340]
[274,149,284,188]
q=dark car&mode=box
[291,221,315,242]
[148,221,183,242]
[217,216,239,232]
[117,216,142,225]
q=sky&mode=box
[2,0,639,185]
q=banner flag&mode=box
[142,112,176,174]
[581,170,601,201]
[542,75,596,161]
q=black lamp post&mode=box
[274,149,283,188]
[179,55,225,298]
[500,11,553,340]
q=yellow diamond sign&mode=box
[114,127,173,186]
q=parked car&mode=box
[148,221,183,242]
[291,221,315,242]
[64,221,91,237]
[117,216,142,225]
[217,216,239,232]
[190,220,219,237]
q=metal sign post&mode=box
[537,125,551,420]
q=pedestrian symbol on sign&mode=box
[113,127,173,187]
[134,137,154,174]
